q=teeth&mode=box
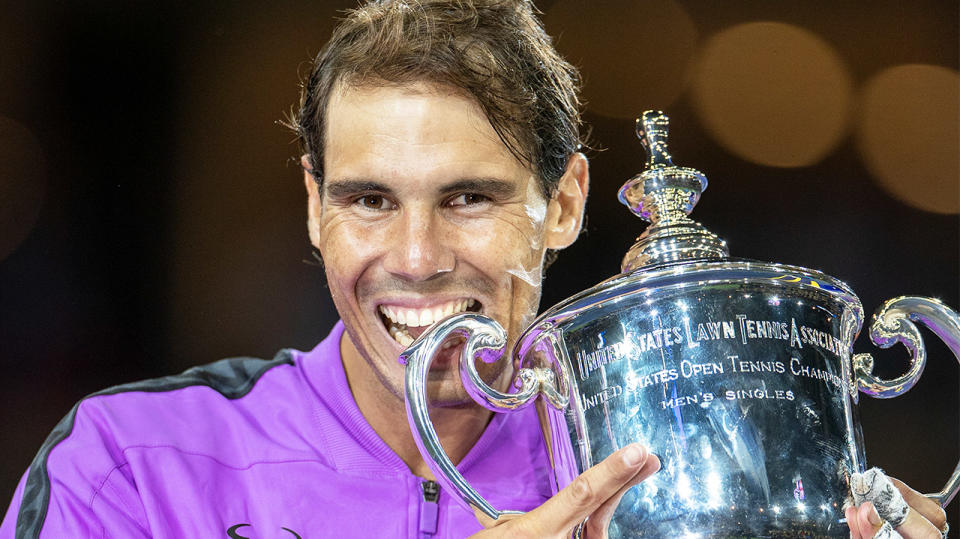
[379,299,479,346]
[387,323,413,347]
[379,299,477,328]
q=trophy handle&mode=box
[399,312,568,521]
[851,295,960,507]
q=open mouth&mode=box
[379,298,482,347]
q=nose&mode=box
[382,208,455,281]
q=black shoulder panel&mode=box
[15,350,296,539]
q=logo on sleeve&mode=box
[227,523,302,538]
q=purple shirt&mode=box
[2,322,554,538]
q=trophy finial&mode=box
[638,110,674,169]
[618,111,729,272]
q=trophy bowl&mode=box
[400,111,960,537]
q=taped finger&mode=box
[851,468,909,528]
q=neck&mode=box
[340,333,508,479]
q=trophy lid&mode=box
[618,111,729,272]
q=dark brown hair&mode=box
[293,0,583,198]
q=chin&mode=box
[421,361,469,405]
[424,385,478,409]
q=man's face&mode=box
[307,81,586,406]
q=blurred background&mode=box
[1,0,957,527]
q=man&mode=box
[0,1,948,537]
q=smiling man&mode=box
[290,1,666,534]
[2,1,948,538]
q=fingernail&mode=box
[866,503,882,526]
[623,444,645,467]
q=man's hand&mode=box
[470,443,660,538]
[845,478,949,539]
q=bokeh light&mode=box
[545,0,697,118]
[0,116,47,261]
[691,22,853,168]
[856,64,959,214]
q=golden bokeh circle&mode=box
[692,22,853,168]
[545,0,697,118]
[856,64,959,214]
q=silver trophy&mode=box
[401,111,960,537]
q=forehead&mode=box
[326,78,483,124]
[322,81,532,184]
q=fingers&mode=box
[855,502,889,538]
[846,505,864,538]
[515,443,654,537]
[846,495,944,539]
[473,508,521,530]
[894,508,945,539]
[844,502,884,539]
[846,502,906,539]
[583,453,661,538]
[889,478,948,533]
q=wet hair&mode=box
[292,0,583,198]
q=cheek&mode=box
[450,210,547,292]
[317,215,384,289]
[463,210,545,261]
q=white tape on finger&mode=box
[850,468,910,528]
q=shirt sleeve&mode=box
[0,399,150,538]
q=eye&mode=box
[356,194,396,211]
[447,193,490,207]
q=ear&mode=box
[302,155,323,248]
[544,152,589,249]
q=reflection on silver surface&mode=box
[403,112,960,536]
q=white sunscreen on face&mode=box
[507,184,549,287]
[506,265,543,288]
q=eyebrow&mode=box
[324,179,394,198]
[325,177,519,198]
[438,178,518,197]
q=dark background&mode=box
[2,0,957,529]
